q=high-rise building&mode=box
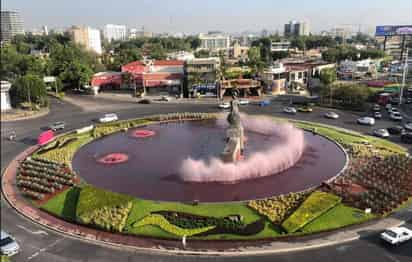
[1,11,25,42]
[103,24,127,42]
[198,32,230,50]
[70,26,102,55]
[284,21,309,37]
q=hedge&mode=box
[134,214,215,237]
[281,191,341,233]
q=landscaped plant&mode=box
[282,191,341,233]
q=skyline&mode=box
[2,0,412,34]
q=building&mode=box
[1,81,12,111]
[261,62,287,95]
[167,51,195,61]
[128,28,153,39]
[284,21,309,37]
[230,41,249,61]
[70,26,102,55]
[338,59,379,80]
[375,25,412,61]
[199,32,230,50]
[271,41,291,52]
[103,24,127,42]
[185,57,220,97]
[1,11,24,42]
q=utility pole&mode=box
[400,48,409,105]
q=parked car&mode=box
[373,128,390,138]
[324,111,339,119]
[1,230,20,257]
[49,121,65,131]
[386,103,392,110]
[297,106,313,113]
[99,113,118,123]
[372,104,381,111]
[381,227,412,245]
[238,99,249,105]
[283,107,297,114]
[374,112,382,119]
[390,112,403,121]
[405,97,412,104]
[218,102,231,109]
[357,117,375,126]
[404,122,412,132]
[387,126,404,135]
[401,132,412,144]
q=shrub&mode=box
[281,191,341,233]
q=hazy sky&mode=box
[2,0,412,34]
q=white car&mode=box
[373,128,390,138]
[357,117,375,126]
[386,104,392,110]
[238,99,249,105]
[218,102,231,109]
[381,227,412,245]
[324,111,339,119]
[374,112,382,119]
[99,113,118,123]
[283,107,297,114]
[404,122,412,132]
[1,230,20,257]
[390,112,403,121]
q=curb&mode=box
[1,108,50,122]
[1,137,408,256]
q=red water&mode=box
[72,120,347,202]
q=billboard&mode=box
[376,25,412,36]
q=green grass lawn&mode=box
[40,186,81,221]
[301,204,376,233]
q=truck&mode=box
[380,227,412,245]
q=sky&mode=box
[2,0,412,34]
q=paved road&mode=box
[1,96,411,262]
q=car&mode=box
[372,104,381,111]
[258,100,271,107]
[99,113,118,123]
[380,227,412,245]
[387,126,404,135]
[160,96,172,102]
[324,111,339,119]
[49,121,65,131]
[373,128,390,138]
[283,107,297,114]
[401,132,412,144]
[386,103,392,110]
[404,122,412,132]
[357,117,375,126]
[405,97,412,104]
[374,112,382,119]
[390,112,403,121]
[297,106,313,113]
[1,230,20,257]
[218,102,231,109]
[238,99,249,105]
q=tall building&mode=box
[70,26,102,55]
[1,11,25,42]
[103,24,127,42]
[284,21,309,37]
[198,32,230,50]
[128,28,153,39]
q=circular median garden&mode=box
[9,113,412,242]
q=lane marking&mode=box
[26,238,64,261]
[17,225,49,236]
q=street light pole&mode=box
[400,48,409,106]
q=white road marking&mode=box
[17,225,49,236]
[27,238,64,261]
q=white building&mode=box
[70,26,102,55]
[1,81,12,111]
[1,11,24,42]
[103,24,127,42]
[199,33,230,50]
[167,51,195,61]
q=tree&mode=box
[11,74,47,107]
[218,51,228,80]
[247,47,263,74]
[320,68,337,105]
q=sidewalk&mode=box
[1,146,409,256]
[0,107,49,122]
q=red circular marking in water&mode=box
[97,153,129,165]
[132,130,156,138]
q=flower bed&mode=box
[97,153,129,165]
[282,191,341,233]
[131,130,156,138]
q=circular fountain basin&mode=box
[72,120,347,202]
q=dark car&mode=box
[387,126,404,135]
[401,132,412,144]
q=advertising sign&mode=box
[376,25,412,36]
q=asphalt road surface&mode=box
[1,96,411,262]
